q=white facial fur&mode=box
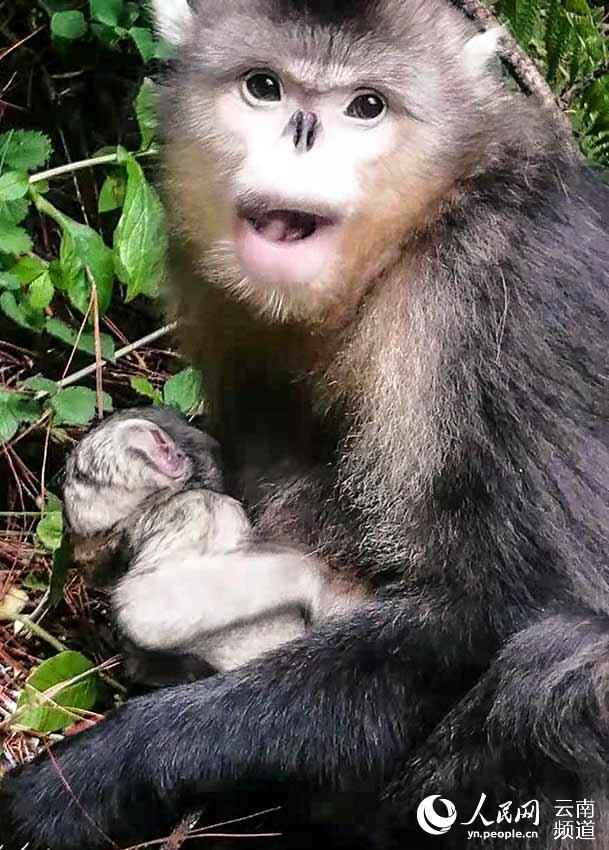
[218,80,398,215]
[149,0,192,44]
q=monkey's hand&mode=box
[63,406,222,539]
[0,601,416,850]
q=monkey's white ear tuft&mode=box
[462,27,504,75]
[149,0,193,45]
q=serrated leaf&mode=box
[28,272,55,311]
[49,386,112,426]
[90,21,123,49]
[0,222,32,254]
[0,198,30,226]
[135,78,158,151]
[59,218,114,315]
[0,130,53,173]
[113,156,166,300]
[8,392,41,424]
[163,368,202,415]
[0,394,18,444]
[51,10,87,40]
[14,651,98,733]
[0,272,20,290]
[0,391,41,444]
[130,375,163,405]
[11,256,47,284]
[37,510,63,551]
[45,316,116,361]
[0,171,29,201]
[90,0,123,27]
[0,291,45,332]
[98,172,126,213]
[20,376,60,395]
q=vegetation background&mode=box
[0,0,607,810]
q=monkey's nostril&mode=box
[289,110,319,152]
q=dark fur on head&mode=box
[1,1,608,848]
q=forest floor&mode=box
[0,1,175,772]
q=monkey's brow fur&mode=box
[1,0,608,849]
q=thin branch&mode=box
[35,321,179,400]
[29,147,158,185]
[451,0,574,139]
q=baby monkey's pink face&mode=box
[158,0,502,323]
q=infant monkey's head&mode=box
[63,407,224,545]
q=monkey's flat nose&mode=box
[289,110,320,152]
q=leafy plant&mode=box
[44,0,173,61]
[497,0,609,165]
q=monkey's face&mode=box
[159,0,502,323]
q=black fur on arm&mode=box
[0,598,483,850]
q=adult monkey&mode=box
[2,0,608,847]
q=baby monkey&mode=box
[63,408,365,686]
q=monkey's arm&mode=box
[0,599,469,850]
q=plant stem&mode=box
[2,611,66,653]
[29,147,158,185]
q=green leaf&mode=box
[45,316,116,361]
[163,368,203,415]
[129,26,156,62]
[0,222,32,254]
[0,291,45,332]
[135,78,158,151]
[51,10,87,40]
[14,651,98,733]
[59,218,114,315]
[130,375,163,405]
[0,198,30,226]
[0,393,18,444]
[0,130,53,173]
[0,171,29,201]
[90,21,123,48]
[28,271,55,311]
[98,172,126,213]
[49,386,112,426]
[20,376,59,395]
[0,391,41,444]
[11,255,47,284]
[37,510,64,552]
[0,272,20,290]
[113,156,166,300]
[7,392,41,424]
[90,0,123,27]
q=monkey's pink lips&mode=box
[235,209,338,287]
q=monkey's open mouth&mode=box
[247,210,330,243]
[235,207,339,287]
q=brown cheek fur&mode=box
[164,129,452,320]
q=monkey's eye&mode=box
[345,91,386,122]
[242,70,283,105]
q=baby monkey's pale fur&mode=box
[64,407,366,682]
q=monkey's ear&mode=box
[462,27,504,76]
[125,421,192,480]
[149,0,193,44]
